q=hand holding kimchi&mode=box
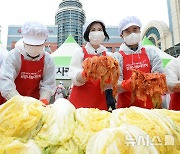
[82,56,120,97]
[131,69,168,108]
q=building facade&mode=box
[55,0,85,46]
[142,0,180,57]
[5,0,180,55]
[94,26,122,53]
[6,25,58,52]
[6,25,122,53]
[6,0,122,52]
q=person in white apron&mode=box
[54,81,66,100]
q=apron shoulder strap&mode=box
[141,47,146,54]
[82,46,88,55]
[119,50,126,57]
[102,51,106,56]
[82,46,89,59]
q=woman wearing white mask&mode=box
[0,21,56,105]
[68,19,114,110]
[113,16,164,109]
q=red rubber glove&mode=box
[121,78,132,92]
[40,99,49,105]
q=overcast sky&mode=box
[0,0,169,46]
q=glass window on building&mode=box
[157,42,161,49]
[106,47,112,52]
[45,46,51,53]
[149,37,156,46]
[115,47,120,52]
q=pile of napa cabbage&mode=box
[0,95,179,154]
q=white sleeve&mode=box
[68,47,85,86]
[165,58,180,90]
[0,50,21,100]
[39,52,56,101]
[0,50,8,67]
[145,47,164,73]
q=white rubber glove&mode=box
[173,83,180,92]
[76,72,86,84]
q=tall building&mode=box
[167,0,180,55]
[55,0,86,46]
[6,0,123,52]
[142,0,180,57]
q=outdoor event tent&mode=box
[51,34,80,67]
[142,36,155,46]
[50,34,81,83]
[142,37,174,67]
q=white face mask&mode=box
[89,31,105,45]
[123,33,141,45]
[24,44,44,57]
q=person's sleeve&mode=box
[0,50,21,100]
[112,52,125,93]
[165,58,180,91]
[39,53,56,101]
[145,47,164,73]
[0,50,8,67]
[68,47,85,86]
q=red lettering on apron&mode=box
[117,48,154,109]
[0,54,44,105]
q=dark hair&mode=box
[83,21,109,42]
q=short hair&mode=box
[83,21,109,42]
